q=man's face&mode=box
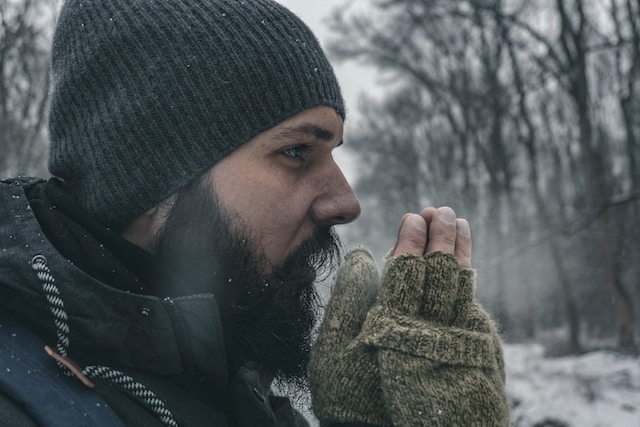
[208,105,360,273]
[150,105,360,382]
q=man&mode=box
[0,0,509,426]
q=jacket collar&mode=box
[0,178,228,389]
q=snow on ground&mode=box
[505,343,640,427]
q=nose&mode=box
[310,162,361,227]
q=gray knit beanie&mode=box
[49,0,345,231]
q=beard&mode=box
[149,175,341,390]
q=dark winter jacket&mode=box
[0,178,311,426]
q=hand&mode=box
[392,206,471,268]
[309,248,390,427]
[360,206,510,426]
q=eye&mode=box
[281,144,310,162]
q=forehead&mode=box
[216,106,345,162]
[263,106,344,144]
[271,122,337,143]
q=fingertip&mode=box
[436,206,457,224]
[455,218,472,269]
[409,213,427,232]
[395,213,411,238]
[420,207,437,223]
[456,218,471,237]
[393,213,427,256]
[425,206,458,255]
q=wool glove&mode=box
[309,248,391,427]
[360,251,510,427]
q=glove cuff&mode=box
[362,309,499,369]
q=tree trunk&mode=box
[559,0,636,351]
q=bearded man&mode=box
[0,0,510,426]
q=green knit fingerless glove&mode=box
[309,248,391,427]
[361,252,510,427]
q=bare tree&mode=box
[0,0,57,177]
[328,0,638,352]
[504,0,636,351]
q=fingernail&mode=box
[437,208,456,224]
[409,214,426,232]
[457,220,471,237]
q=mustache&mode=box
[272,227,343,283]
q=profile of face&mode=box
[210,105,361,271]
[147,106,360,385]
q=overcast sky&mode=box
[275,1,368,111]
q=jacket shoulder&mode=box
[0,317,126,427]
[0,391,39,427]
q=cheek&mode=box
[216,177,311,264]
[210,158,318,266]
[246,191,311,263]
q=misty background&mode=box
[283,0,640,357]
[1,0,639,424]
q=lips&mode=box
[301,270,317,284]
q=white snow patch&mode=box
[505,343,640,427]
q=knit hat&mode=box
[49,0,344,231]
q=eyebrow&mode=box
[274,123,343,146]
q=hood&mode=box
[0,178,228,388]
